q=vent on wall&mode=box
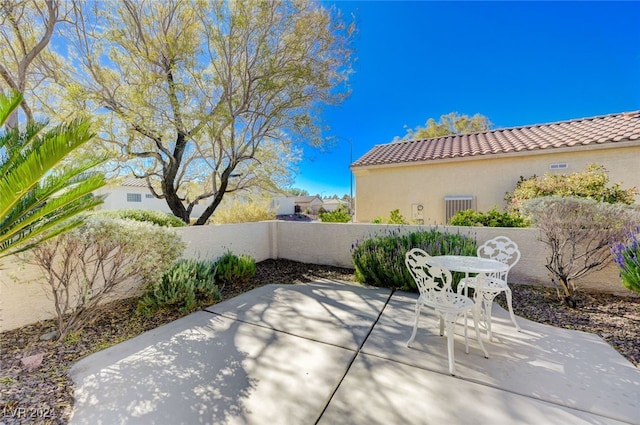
[444,196,475,223]
[549,163,568,170]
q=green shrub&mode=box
[449,207,530,227]
[96,209,187,227]
[319,209,351,223]
[388,209,408,224]
[611,227,640,294]
[505,163,637,214]
[370,209,409,225]
[137,258,220,316]
[351,228,477,291]
[215,251,256,286]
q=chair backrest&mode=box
[405,248,456,308]
[477,236,520,281]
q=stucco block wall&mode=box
[1,222,634,332]
[177,222,276,263]
[353,144,640,224]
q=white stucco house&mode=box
[322,198,348,212]
[95,177,208,218]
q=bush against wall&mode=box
[215,251,257,287]
[351,228,477,290]
[30,215,186,340]
[371,209,409,225]
[506,163,637,214]
[449,207,530,227]
[319,209,351,223]
[523,196,640,306]
[96,209,187,227]
[137,258,220,316]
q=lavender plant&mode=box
[611,227,640,293]
[351,228,477,290]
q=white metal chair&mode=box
[457,236,521,340]
[405,248,488,375]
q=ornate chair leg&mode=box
[504,287,521,332]
[484,297,495,341]
[407,302,421,347]
[444,319,457,375]
[471,304,489,359]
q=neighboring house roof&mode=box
[120,177,149,187]
[323,198,346,205]
[352,111,640,168]
[292,196,323,204]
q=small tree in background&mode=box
[523,196,640,307]
[400,112,493,140]
[506,163,637,214]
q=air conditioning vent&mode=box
[444,196,475,223]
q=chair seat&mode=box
[420,292,475,312]
[459,276,508,291]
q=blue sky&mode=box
[293,1,640,197]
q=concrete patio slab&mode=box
[363,291,640,424]
[319,353,628,425]
[206,281,392,349]
[70,311,356,425]
[69,282,639,425]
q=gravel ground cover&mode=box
[1,259,638,424]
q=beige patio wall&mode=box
[1,221,635,332]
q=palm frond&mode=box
[0,92,108,257]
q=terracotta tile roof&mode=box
[352,111,640,168]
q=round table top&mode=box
[435,255,509,274]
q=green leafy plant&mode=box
[319,209,351,223]
[351,228,477,291]
[388,209,408,224]
[506,163,637,214]
[215,251,256,287]
[611,227,640,293]
[137,258,219,316]
[371,209,409,225]
[97,209,186,227]
[449,207,530,227]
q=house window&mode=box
[145,194,154,199]
[127,193,142,202]
[444,196,475,223]
[549,163,568,170]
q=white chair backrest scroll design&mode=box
[405,248,455,308]
[477,236,520,282]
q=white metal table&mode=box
[435,255,509,279]
[435,255,509,341]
